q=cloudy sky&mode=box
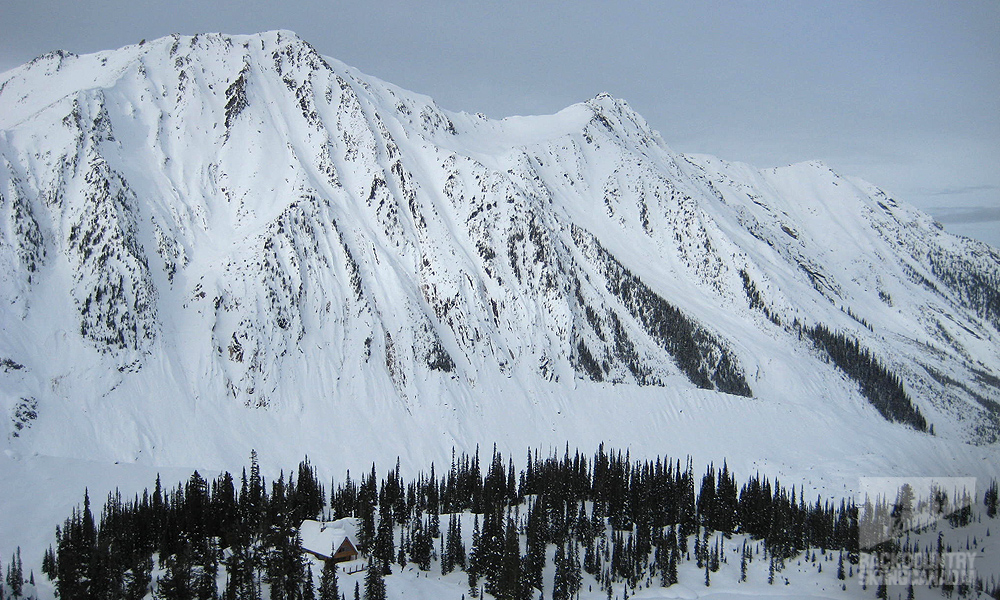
[2,0,998,246]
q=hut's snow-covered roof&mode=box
[299,518,357,559]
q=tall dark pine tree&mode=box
[41,544,57,582]
[318,560,339,600]
[56,491,99,600]
[715,461,738,535]
[568,539,582,599]
[242,450,265,532]
[6,548,23,598]
[665,526,679,586]
[522,496,547,593]
[364,558,386,600]
[552,540,581,600]
[157,545,194,600]
[678,459,698,540]
[467,515,482,598]
[442,513,466,575]
[478,511,505,594]
[373,505,395,575]
[986,479,999,518]
[223,539,259,600]
[357,502,376,556]
[124,555,153,600]
[302,563,316,600]
[656,537,673,588]
[552,543,568,600]
[295,457,325,522]
[497,516,521,600]
[698,465,716,530]
[193,540,219,600]
[409,517,432,571]
[213,471,239,550]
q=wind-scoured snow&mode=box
[1,30,998,575]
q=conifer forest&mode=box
[9,446,997,600]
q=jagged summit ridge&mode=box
[0,31,998,467]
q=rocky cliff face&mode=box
[0,31,997,468]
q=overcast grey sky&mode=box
[2,0,998,246]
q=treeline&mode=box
[571,225,753,397]
[927,249,1000,332]
[44,452,324,600]
[800,322,928,432]
[43,445,864,600]
[738,266,930,434]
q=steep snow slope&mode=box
[0,31,998,493]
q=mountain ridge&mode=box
[0,30,998,479]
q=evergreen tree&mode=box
[37,445,879,600]
[364,558,386,600]
[318,560,339,600]
[357,504,375,557]
[41,545,56,581]
[242,450,264,531]
[552,544,568,600]
[373,506,394,574]
[295,457,325,522]
[124,554,153,600]
[523,496,547,592]
[710,537,720,572]
[666,527,678,586]
[194,558,219,600]
[468,567,480,598]
[986,479,999,519]
[222,539,259,600]
[678,459,697,540]
[56,495,98,600]
[568,539,582,599]
[410,517,432,571]
[715,461,739,535]
[498,516,521,600]
[302,563,316,600]
[448,513,466,572]
[697,465,716,530]
[551,539,582,600]
[213,471,239,550]
[157,545,194,600]
[5,548,22,598]
[467,515,481,598]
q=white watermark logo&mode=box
[857,477,977,588]
[858,550,977,587]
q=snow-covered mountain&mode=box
[1,30,998,486]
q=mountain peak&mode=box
[0,31,997,472]
[581,92,660,150]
